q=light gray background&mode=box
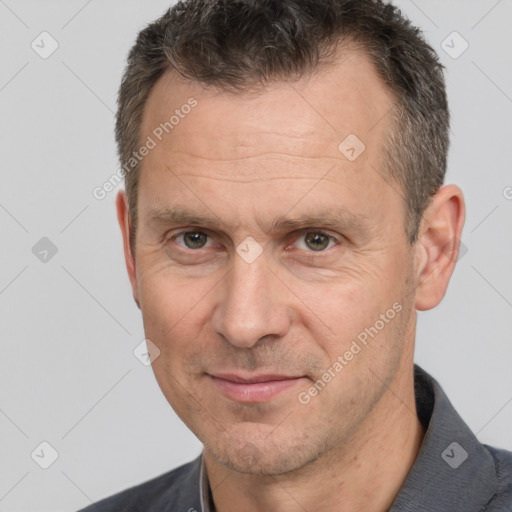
[0,1,511,510]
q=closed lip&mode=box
[208,373,306,403]
[210,373,303,383]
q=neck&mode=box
[204,361,424,512]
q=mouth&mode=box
[208,373,307,403]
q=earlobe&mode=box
[413,185,465,311]
[116,190,140,309]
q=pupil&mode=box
[305,232,329,251]
[184,232,206,249]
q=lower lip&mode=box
[209,376,305,403]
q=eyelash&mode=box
[169,230,341,252]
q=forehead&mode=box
[142,48,394,161]
[137,48,401,233]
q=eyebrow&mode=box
[147,205,371,235]
[269,210,371,234]
[148,206,225,229]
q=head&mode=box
[116,0,465,475]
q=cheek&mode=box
[137,256,215,328]
[136,265,218,382]
[301,256,409,360]
[139,274,210,414]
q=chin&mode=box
[205,425,324,476]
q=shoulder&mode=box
[76,456,202,512]
[484,445,512,510]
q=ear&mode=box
[413,184,466,311]
[116,190,140,308]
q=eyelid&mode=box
[292,228,343,242]
[286,229,344,252]
[168,229,214,248]
[167,227,212,239]
[166,227,343,250]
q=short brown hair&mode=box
[116,0,449,245]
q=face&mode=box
[123,49,422,475]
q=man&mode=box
[80,0,512,510]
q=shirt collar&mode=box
[389,365,498,511]
[199,452,213,512]
[198,365,499,512]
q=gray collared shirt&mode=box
[198,365,512,512]
[79,365,512,511]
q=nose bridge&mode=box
[213,253,289,348]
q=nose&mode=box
[211,251,291,348]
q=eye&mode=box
[175,231,211,249]
[295,231,338,251]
